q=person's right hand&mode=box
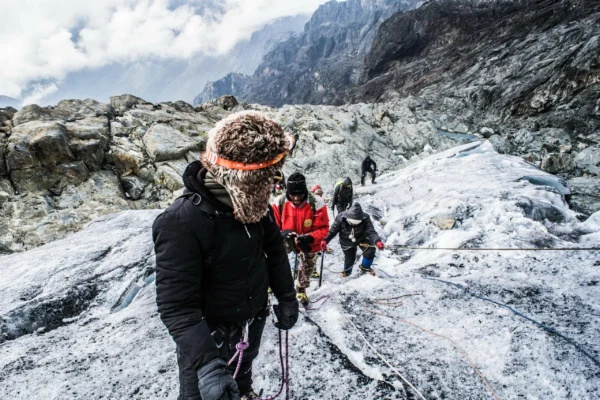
[196,359,240,400]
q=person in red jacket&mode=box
[272,172,329,305]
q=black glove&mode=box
[273,293,299,330]
[281,230,297,239]
[296,235,314,253]
[197,359,240,400]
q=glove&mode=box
[320,240,328,250]
[273,293,299,330]
[376,241,384,250]
[281,230,297,239]
[295,235,314,253]
[197,359,240,400]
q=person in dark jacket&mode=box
[332,177,353,214]
[361,155,377,186]
[321,203,384,277]
[153,111,299,400]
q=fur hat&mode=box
[202,111,292,224]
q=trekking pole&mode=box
[318,251,325,288]
[293,253,298,281]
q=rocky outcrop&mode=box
[351,0,600,171]
[197,0,422,107]
[0,93,477,253]
[194,74,250,105]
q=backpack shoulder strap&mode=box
[178,192,235,218]
[307,192,317,215]
[278,194,286,214]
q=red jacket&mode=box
[272,194,329,254]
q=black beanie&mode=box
[286,172,307,196]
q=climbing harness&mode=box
[369,309,501,400]
[424,277,600,368]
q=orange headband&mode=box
[205,150,287,171]
[204,132,295,171]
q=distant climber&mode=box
[311,185,323,198]
[153,111,298,400]
[272,170,286,197]
[321,203,384,277]
[332,177,353,214]
[361,155,377,185]
[272,172,329,305]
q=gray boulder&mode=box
[570,177,600,215]
[574,146,600,175]
[541,153,574,174]
[110,94,152,116]
[120,175,149,200]
[488,135,511,154]
[142,124,203,162]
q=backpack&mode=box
[278,192,317,216]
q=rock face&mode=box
[353,0,600,155]
[197,0,422,107]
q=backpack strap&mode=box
[278,193,317,216]
[178,192,235,218]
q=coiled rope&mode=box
[424,277,600,368]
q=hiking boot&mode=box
[241,388,260,400]
[296,291,309,305]
[341,271,350,278]
[359,266,376,276]
[311,270,320,279]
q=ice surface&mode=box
[0,141,599,399]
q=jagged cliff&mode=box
[196,0,423,106]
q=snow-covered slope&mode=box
[1,141,599,399]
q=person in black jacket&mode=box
[361,155,377,186]
[320,203,384,277]
[332,177,353,214]
[153,111,299,400]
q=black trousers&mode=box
[342,243,376,271]
[177,310,268,399]
[361,169,376,185]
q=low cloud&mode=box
[1,0,326,100]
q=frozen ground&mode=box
[0,141,599,399]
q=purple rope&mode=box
[228,341,249,379]
[304,295,331,310]
[257,330,290,400]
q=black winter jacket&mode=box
[361,156,377,173]
[333,177,353,206]
[153,161,295,370]
[324,203,380,247]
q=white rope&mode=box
[341,310,427,400]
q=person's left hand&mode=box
[295,235,314,253]
[376,241,384,250]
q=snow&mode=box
[1,141,599,399]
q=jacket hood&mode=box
[345,202,365,221]
[343,177,352,186]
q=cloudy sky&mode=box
[1,0,328,104]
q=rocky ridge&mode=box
[1,94,473,253]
